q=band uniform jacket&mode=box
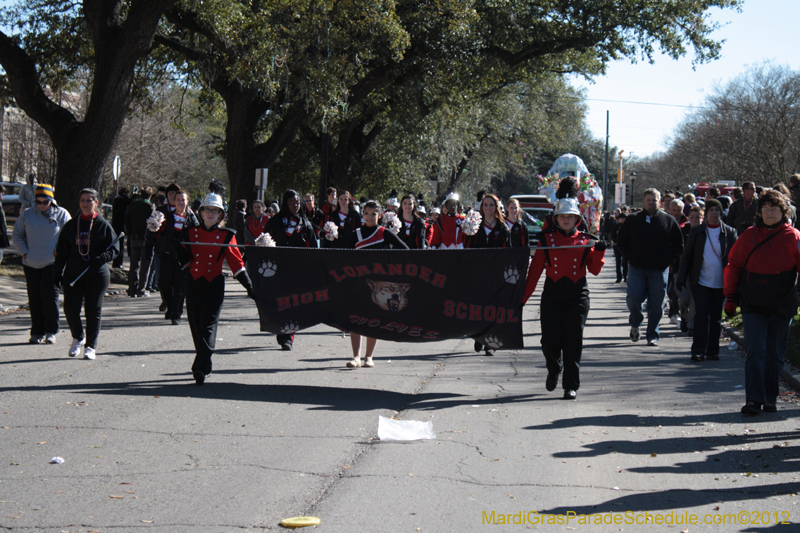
[523,229,605,303]
[179,224,245,282]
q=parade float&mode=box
[538,153,603,233]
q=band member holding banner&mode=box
[54,188,119,360]
[323,190,362,248]
[179,193,256,385]
[265,190,319,351]
[463,193,510,356]
[398,193,429,249]
[522,197,606,400]
[345,200,409,368]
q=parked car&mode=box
[1,182,23,225]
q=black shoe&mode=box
[563,389,577,400]
[615,278,622,283]
[171,318,181,326]
[741,402,761,415]
[762,404,777,413]
[484,348,496,356]
[281,341,293,351]
[473,340,482,353]
[705,353,719,361]
[546,373,559,392]
[159,302,168,312]
[680,320,688,333]
[690,354,704,362]
[193,370,205,385]
[687,328,694,337]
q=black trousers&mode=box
[23,264,60,336]
[187,276,224,375]
[690,284,725,357]
[128,238,153,294]
[539,277,590,391]
[159,255,188,319]
[112,234,125,268]
[63,271,110,349]
[613,246,628,280]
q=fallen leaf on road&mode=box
[141,520,153,523]
[109,495,124,499]
[650,453,657,457]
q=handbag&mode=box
[737,229,797,309]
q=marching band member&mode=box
[397,193,429,249]
[430,193,465,249]
[54,188,119,360]
[265,190,319,351]
[243,199,269,245]
[346,200,409,368]
[179,193,256,385]
[522,198,606,400]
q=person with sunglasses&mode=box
[12,184,71,344]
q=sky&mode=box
[573,0,800,161]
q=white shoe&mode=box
[69,338,85,357]
[363,357,374,368]
[346,357,361,368]
[84,347,96,360]
[44,334,57,344]
[669,315,679,325]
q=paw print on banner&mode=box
[258,260,277,277]
[504,266,519,284]
[484,335,503,349]
[280,322,300,334]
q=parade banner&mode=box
[246,247,529,349]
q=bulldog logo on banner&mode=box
[246,247,529,349]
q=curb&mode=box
[722,321,800,393]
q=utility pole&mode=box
[603,111,609,210]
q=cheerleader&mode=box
[397,194,429,249]
[54,188,119,360]
[505,198,530,248]
[522,198,606,399]
[155,190,199,325]
[323,190,362,248]
[346,200,409,368]
[464,193,510,355]
[265,190,319,350]
[179,193,256,385]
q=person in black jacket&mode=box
[610,212,628,283]
[110,188,130,268]
[125,186,156,297]
[617,188,683,346]
[154,190,199,325]
[677,199,737,362]
[54,188,119,360]
[265,189,319,350]
[397,193,429,249]
[504,198,530,248]
[323,190,362,248]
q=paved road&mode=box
[0,258,798,532]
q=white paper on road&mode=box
[378,416,436,441]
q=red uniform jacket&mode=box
[183,225,245,282]
[430,214,466,249]
[523,229,605,303]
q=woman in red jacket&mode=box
[522,198,606,400]
[724,190,800,415]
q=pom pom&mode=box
[461,210,482,236]
[255,233,276,247]
[556,177,579,199]
[323,221,338,241]
[382,211,401,234]
[146,211,165,232]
